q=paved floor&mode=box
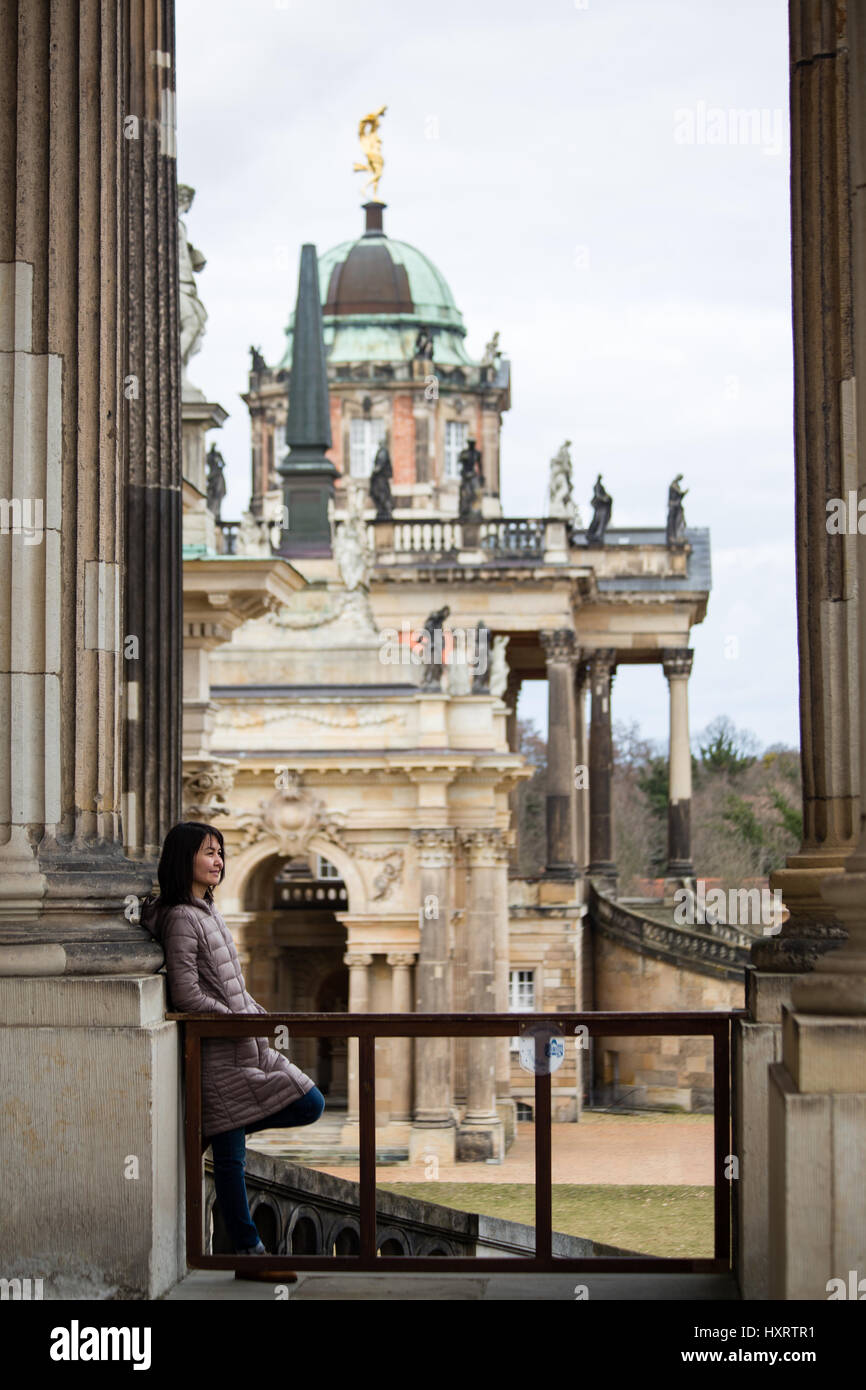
[248,1111,715,1186]
[167,1270,739,1301]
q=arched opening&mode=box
[237,849,351,1106]
[290,1214,320,1255]
[251,1201,279,1252]
[377,1236,407,1257]
[332,1226,360,1256]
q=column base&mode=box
[456,1116,505,1163]
[588,866,618,896]
[409,1123,456,1166]
[768,1010,866,1298]
[0,975,184,1298]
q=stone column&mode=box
[587,649,617,887]
[504,670,522,872]
[456,829,505,1162]
[387,952,415,1123]
[342,951,373,1126]
[540,630,578,876]
[762,0,866,1302]
[0,0,184,1300]
[574,661,590,871]
[409,828,456,1164]
[662,648,695,885]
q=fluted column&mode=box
[492,835,512,1098]
[540,629,578,876]
[754,0,859,976]
[0,0,180,974]
[588,648,617,884]
[574,661,590,871]
[662,648,695,881]
[343,951,373,1124]
[504,670,522,872]
[796,0,866,1014]
[409,828,456,1164]
[457,828,505,1162]
[387,952,414,1122]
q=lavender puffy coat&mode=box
[140,894,315,1137]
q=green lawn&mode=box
[376,1183,714,1258]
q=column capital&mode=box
[343,951,374,968]
[540,628,578,664]
[386,952,417,967]
[588,647,617,682]
[411,827,456,868]
[662,647,694,680]
[459,827,506,866]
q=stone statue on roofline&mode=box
[586,473,612,545]
[205,444,226,519]
[178,184,208,400]
[369,442,393,520]
[547,440,583,527]
[458,438,484,519]
[666,473,688,546]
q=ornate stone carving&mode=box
[662,647,694,681]
[343,952,374,968]
[181,760,238,820]
[489,634,510,697]
[459,827,506,867]
[234,773,347,856]
[178,184,208,401]
[411,827,456,869]
[540,628,577,665]
[386,952,416,967]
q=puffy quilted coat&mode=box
[140,893,315,1137]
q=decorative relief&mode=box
[539,629,577,664]
[411,827,456,869]
[181,760,238,820]
[214,704,404,732]
[662,647,694,681]
[232,772,404,900]
[459,827,506,867]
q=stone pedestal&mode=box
[0,976,184,1299]
[768,1009,866,1298]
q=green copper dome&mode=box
[279,206,475,369]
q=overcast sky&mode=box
[176,0,796,754]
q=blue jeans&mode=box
[208,1087,326,1251]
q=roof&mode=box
[592,527,712,592]
[278,218,475,368]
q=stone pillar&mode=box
[762,0,866,1301]
[540,630,578,876]
[456,829,505,1162]
[387,952,414,1123]
[493,836,513,1099]
[574,661,590,871]
[342,951,373,1126]
[0,0,184,1299]
[662,648,695,886]
[505,671,522,872]
[587,649,617,887]
[409,829,456,1165]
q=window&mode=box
[516,1101,534,1123]
[315,855,340,880]
[509,968,535,1050]
[444,420,467,479]
[349,417,386,478]
[273,423,288,475]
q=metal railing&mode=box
[169,1009,741,1275]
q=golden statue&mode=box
[353,105,387,202]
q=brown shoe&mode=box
[234,1268,298,1283]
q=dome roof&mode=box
[279,205,475,368]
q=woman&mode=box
[140,821,325,1269]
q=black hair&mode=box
[143,821,226,921]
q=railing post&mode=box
[534,1069,553,1262]
[359,1031,377,1262]
[184,1026,203,1263]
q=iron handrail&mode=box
[168,1009,743,1274]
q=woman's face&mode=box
[192,834,223,893]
